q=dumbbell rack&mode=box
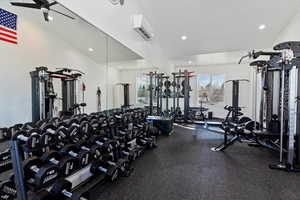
[9,139,107,200]
[1,107,157,199]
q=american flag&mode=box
[0,8,17,44]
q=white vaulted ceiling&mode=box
[136,0,300,58]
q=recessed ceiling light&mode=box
[188,61,192,64]
[88,48,94,52]
[259,24,266,30]
[48,16,53,21]
[181,35,187,41]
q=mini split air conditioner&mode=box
[132,15,154,41]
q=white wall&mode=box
[275,9,300,44]
[0,7,113,126]
[106,67,121,109]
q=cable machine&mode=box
[241,41,300,171]
[30,67,84,121]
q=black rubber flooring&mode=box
[91,126,300,200]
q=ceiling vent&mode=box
[132,15,154,41]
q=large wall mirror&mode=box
[0,0,142,126]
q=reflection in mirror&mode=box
[0,0,142,125]
[108,55,158,109]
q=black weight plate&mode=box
[40,132,52,146]
[35,165,59,187]
[27,133,41,149]
[80,121,93,140]
[54,127,69,143]
[0,180,16,197]
[90,145,102,160]
[59,157,78,176]
[78,151,91,167]
[23,157,42,180]
[41,124,56,134]
[171,81,176,87]
[71,191,90,200]
[68,126,81,143]
[50,179,72,195]
[0,191,14,200]
[164,80,171,88]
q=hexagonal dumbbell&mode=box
[90,160,119,182]
[50,179,89,200]
[60,145,91,168]
[41,151,78,177]
[23,157,60,189]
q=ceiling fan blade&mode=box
[33,0,49,5]
[43,11,49,22]
[120,0,125,5]
[10,2,41,9]
[48,1,58,7]
[50,9,75,20]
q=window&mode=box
[197,74,225,117]
[136,75,150,105]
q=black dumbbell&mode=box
[64,119,91,143]
[120,147,137,162]
[102,155,132,177]
[60,145,91,168]
[68,126,82,144]
[164,80,171,88]
[88,136,113,154]
[35,119,49,128]
[0,149,12,173]
[90,160,119,182]
[50,179,89,200]
[23,157,59,188]
[55,120,81,144]
[0,180,16,198]
[75,142,102,161]
[52,126,70,144]
[0,128,10,140]
[41,151,78,177]
[0,191,14,200]
[79,121,93,141]
[12,130,40,150]
[60,118,80,127]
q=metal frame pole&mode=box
[184,70,189,122]
[232,80,239,122]
[172,73,176,112]
[254,68,258,130]
[279,67,285,163]
[10,140,27,200]
[287,66,298,167]
[149,73,153,115]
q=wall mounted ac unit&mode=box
[132,15,154,41]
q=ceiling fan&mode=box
[109,0,125,6]
[10,0,75,22]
